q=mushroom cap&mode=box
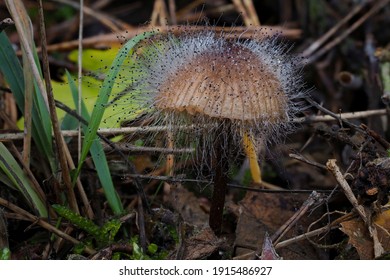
[155,44,288,123]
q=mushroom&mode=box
[126,29,305,234]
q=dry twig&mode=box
[271,191,324,245]
[304,0,390,64]
[37,0,79,213]
[232,0,260,26]
[326,159,385,258]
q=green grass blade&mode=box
[0,143,48,217]
[0,32,55,170]
[66,71,123,214]
[31,43,53,144]
[61,112,79,132]
[73,31,156,181]
[90,141,123,214]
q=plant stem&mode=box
[209,124,230,235]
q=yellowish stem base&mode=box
[242,131,262,184]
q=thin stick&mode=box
[289,153,327,170]
[305,0,390,64]
[151,0,169,26]
[37,0,79,213]
[305,97,362,131]
[77,0,84,162]
[232,0,260,26]
[19,12,34,168]
[5,0,49,108]
[275,224,338,250]
[326,159,367,222]
[50,0,131,32]
[123,174,336,193]
[301,3,366,58]
[104,144,194,154]
[295,108,386,123]
[0,107,386,142]
[21,57,33,168]
[168,0,177,25]
[326,159,384,257]
[40,25,302,53]
[271,191,323,245]
[360,123,390,150]
[243,0,260,26]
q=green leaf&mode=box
[100,219,122,243]
[0,248,11,260]
[130,236,150,260]
[73,31,156,182]
[148,243,158,254]
[0,32,55,170]
[0,143,47,217]
[66,70,124,214]
[90,141,124,213]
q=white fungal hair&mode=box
[108,27,307,175]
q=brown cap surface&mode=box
[155,44,288,123]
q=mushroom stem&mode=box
[209,123,230,235]
[242,131,262,184]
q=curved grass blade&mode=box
[0,32,55,170]
[66,70,123,214]
[73,31,156,181]
[0,143,48,217]
[4,0,56,173]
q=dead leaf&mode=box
[167,184,209,227]
[374,209,390,252]
[234,192,320,259]
[340,219,374,259]
[182,227,223,259]
[340,209,390,259]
